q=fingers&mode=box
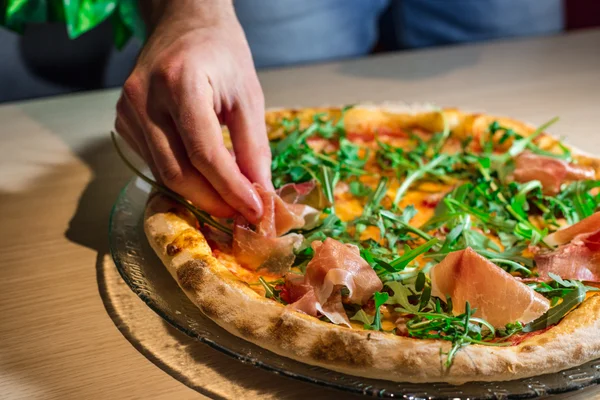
[166,76,265,224]
[115,96,160,180]
[225,79,274,191]
[148,115,237,219]
[118,76,236,219]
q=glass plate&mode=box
[109,177,600,399]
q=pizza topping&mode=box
[276,180,327,207]
[263,112,598,348]
[522,275,598,332]
[288,288,318,321]
[275,181,326,229]
[430,248,550,327]
[253,184,306,237]
[287,238,383,326]
[284,272,312,301]
[532,212,600,281]
[535,233,600,282]
[513,151,595,195]
[308,239,383,304]
[232,222,303,274]
[232,185,311,273]
[544,211,600,247]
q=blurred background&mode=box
[0,0,598,104]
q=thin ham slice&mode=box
[232,185,306,273]
[233,223,302,274]
[535,237,600,282]
[256,184,305,237]
[535,213,600,281]
[284,273,312,301]
[276,181,328,229]
[276,181,327,208]
[287,238,383,326]
[545,212,600,247]
[513,151,595,195]
[430,248,550,328]
[535,212,600,282]
[306,240,382,305]
[285,273,319,316]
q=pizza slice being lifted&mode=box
[132,104,600,384]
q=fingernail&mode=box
[246,188,264,222]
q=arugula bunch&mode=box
[270,108,369,194]
[259,111,600,366]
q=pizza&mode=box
[138,104,600,384]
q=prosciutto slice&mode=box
[276,181,328,229]
[286,238,383,326]
[232,185,305,273]
[430,248,550,327]
[513,152,595,195]
[545,212,600,247]
[285,273,319,316]
[276,181,328,209]
[535,212,600,281]
[233,223,302,274]
[256,184,306,237]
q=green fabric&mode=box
[2,0,145,49]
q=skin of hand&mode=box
[115,0,272,224]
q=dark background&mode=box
[0,0,598,104]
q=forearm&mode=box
[139,0,235,33]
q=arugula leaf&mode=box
[419,286,432,311]
[379,209,433,242]
[389,238,439,270]
[271,108,363,189]
[523,274,599,332]
[258,277,286,304]
[319,166,339,212]
[523,284,586,332]
[393,154,451,206]
[299,213,348,251]
[351,309,374,326]
[432,110,451,154]
[415,271,426,292]
[558,180,600,221]
[349,181,372,197]
[505,117,559,159]
[385,281,419,313]
[352,291,398,331]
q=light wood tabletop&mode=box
[1,28,600,400]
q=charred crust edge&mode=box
[309,331,374,367]
[177,259,210,292]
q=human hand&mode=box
[115,1,271,224]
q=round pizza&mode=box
[139,104,600,384]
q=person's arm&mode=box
[115,0,271,223]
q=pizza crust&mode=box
[143,106,600,383]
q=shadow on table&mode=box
[336,44,481,81]
[65,137,129,254]
[64,137,231,398]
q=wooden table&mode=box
[1,29,600,400]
